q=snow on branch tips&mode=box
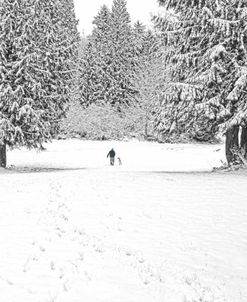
[202,7,214,19]
[227,67,247,102]
[208,18,240,36]
[207,44,227,61]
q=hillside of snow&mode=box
[0,140,246,302]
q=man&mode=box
[107,148,116,165]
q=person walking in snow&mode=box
[107,148,116,166]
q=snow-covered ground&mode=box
[0,139,246,302]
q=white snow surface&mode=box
[0,139,246,302]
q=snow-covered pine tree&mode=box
[132,22,160,73]
[154,0,247,163]
[80,1,137,108]
[79,5,112,106]
[79,41,98,106]
[152,2,218,143]
[33,0,79,133]
[0,0,38,167]
[57,0,80,103]
[107,0,137,106]
[132,21,147,59]
[0,0,79,167]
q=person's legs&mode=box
[110,157,115,165]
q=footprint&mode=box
[50,261,55,271]
[63,280,70,292]
[39,245,46,252]
[78,252,84,261]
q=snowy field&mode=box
[0,139,247,302]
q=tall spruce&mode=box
[153,3,217,142]
[0,0,79,167]
[108,0,136,106]
[154,0,247,162]
[79,5,112,106]
[80,0,137,107]
[133,21,147,57]
[79,40,99,106]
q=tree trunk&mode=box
[0,142,7,168]
[225,125,239,165]
[144,113,148,139]
[240,126,247,159]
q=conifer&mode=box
[0,0,79,167]
[154,0,247,160]
[80,0,137,107]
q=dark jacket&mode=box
[107,149,115,158]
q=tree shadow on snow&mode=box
[149,171,214,174]
[4,166,87,174]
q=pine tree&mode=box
[79,0,137,108]
[79,5,112,105]
[152,3,217,142]
[154,0,247,162]
[108,0,137,106]
[33,0,79,130]
[133,21,147,57]
[79,41,98,106]
[0,0,79,167]
[0,0,38,167]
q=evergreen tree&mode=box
[154,0,247,162]
[79,5,112,106]
[79,41,99,106]
[133,21,147,57]
[0,0,79,167]
[153,3,217,142]
[80,0,137,108]
[108,0,137,106]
